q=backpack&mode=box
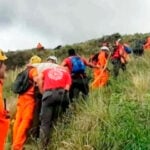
[132,40,144,55]
[12,68,33,94]
[70,56,86,73]
[124,45,132,54]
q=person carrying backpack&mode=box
[28,55,58,140]
[111,39,127,78]
[12,55,42,150]
[0,49,10,150]
[91,46,110,89]
[61,48,98,101]
[36,64,71,150]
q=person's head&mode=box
[100,46,110,57]
[68,48,76,56]
[0,49,7,62]
[0,49,7,78]
[29,55,42,64]
[115,38,123,46]
[46,56,57,64]
[102,42,109,47]
[100,46,109,52]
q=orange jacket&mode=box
[12,67,38,150]
[91,51,109,88]
[0,79,10,150]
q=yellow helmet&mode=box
[0,49,7,61]
[29,55,42,64]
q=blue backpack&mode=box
[124,45,132,54]
[70,56,86,74]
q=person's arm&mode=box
[82,57,100,68]
[64,84,70,91]
[61,59,67,67]
[64,72,72,91]
[0,63,6,79]
[29,67,39,86]
[36,73,44,94]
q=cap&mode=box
[100,46,109,51]
[47,56,57,63]
[0,49,7,61]
[29,55,42,64]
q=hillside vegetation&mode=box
[5,32,150,69]
[4,33,150,150]
[44,52,149,150]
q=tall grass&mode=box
[4,52,150,149]
[48,52,150,150]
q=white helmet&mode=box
[47,55,57,63]
[100,46,109,51]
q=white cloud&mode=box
[0,0,150,51]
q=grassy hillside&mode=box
[4,51,150,150]
[44,52,150,150]
[3,33,150,149]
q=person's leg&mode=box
[13,105,22,144]
[69,83,74,102]
[0,92,10,150]
[79,77,89,100]
[121,63,126,71]
[29,97,42,139]
[61,91,70,113]
[0,116,10,150]
[12,103,35,150]
[97,71,109,87]
[39,98,54,149]
[112,59,121,77]
[69,80,79,101]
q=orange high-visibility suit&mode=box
[12,67,38,150]
[144,37,150,49]
[0,79,10,150]
[91,51,109,88]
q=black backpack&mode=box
[132,40,144,55]
[12,68,33,94]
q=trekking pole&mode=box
[4,98,10,119]
[91,52,111,88]
[4,98,6,111]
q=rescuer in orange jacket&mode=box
[0,49,10,150]
[91,46,110,88]
[12,55,42,150]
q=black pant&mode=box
[28,87,42,139]
[69,75,89,101]
[39,89,69,149]
[111,58,126,77]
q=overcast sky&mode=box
[0,0,150,51]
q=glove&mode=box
[3,110,10,119]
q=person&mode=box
[46,55,57,64]
[29,55,58,140]
[91,46,110,88]
[12,55,42,150]
[37,64,72,150]
[61,48,98,101]
[0,49,10,150]
[111,39,127,78]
